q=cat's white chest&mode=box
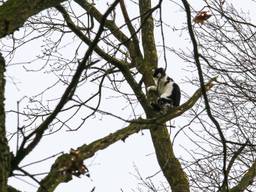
[154,77,174,96]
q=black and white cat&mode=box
[147,68,181,110]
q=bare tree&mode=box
[173,0,256,191]
[1,0,256,192]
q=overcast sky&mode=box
[4,0,256,191]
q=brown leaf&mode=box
[193,11,212,24]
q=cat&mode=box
[147,68,181,111]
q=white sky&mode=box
[3,0,256,191]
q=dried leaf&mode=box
[193,11,212,24]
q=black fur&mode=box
[148,68,181,111]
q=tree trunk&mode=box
[150,124,190,192]
[0,53,11,192]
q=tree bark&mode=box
[0,53,11,192]
[139,0,158,85]
[0,0,67,38]
[229,160,256,192]
[138,1,190,191]
[150,126,190,192]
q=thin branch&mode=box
[181,0,228,190]
[16,167,42,189]
[226,140,248,176]
[159,3,168,71]
[11,0,121,173]
[56,3,151,113]
[119,0,143,59]
[230,160,256,192]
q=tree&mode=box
[172,0,256,191]
[0,0,255,192]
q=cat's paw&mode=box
[157,97,171,104]
[157,97,174,109]
[147,85,157,92]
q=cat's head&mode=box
[152,67,166,79]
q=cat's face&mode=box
[153,68,166,79]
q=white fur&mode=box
[147,85,157,92]
[153,76,174,100]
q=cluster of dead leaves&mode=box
[59,148,89,178]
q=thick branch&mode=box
[38,78,215,192]
[0,53,11,192]
[154,76,217,123]
[0,0,67,38]
[7,186,21,192]
[119,0,143,60]
[139,0,158,77]
[38,119,148,192]
[74,0,128,44]
[149,77,216,192]
[229,160,256,192]
[150,125,189,192]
